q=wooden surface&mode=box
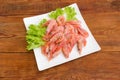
[0,0,120,80]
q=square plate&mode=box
[23,3,101,71]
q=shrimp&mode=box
[50,26,64,37]
[41,15,89,60]
[41,43,50,56]
[66,20,80,25]
[77,27,89,38]
[77,39,83,53]
[57,15,66,26]
[62,43,70,58]
[50,32,63,43]
[46,20,57,34]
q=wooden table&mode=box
[0,0,120,80]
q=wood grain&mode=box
[0,0,120,80]
[0,52,120,80]
[0,0,119,16]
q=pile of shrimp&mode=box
[41,16,89,60]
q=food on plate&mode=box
[41,15,88,60]
[26,19,47,50]
[26,6,89,60]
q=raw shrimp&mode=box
[41,15,89,60]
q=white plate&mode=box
[23,3,101,71]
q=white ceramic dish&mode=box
[23,3,101,71]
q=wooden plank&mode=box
[0,37,27,52]
[83,12,120,51]
[0,51,119,80]
[0,0,119,16]
[0,16,26,38]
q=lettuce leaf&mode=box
[49,8,64,19]
[64,6,77,20]
[49,6,77,20]
[26,19,47,50]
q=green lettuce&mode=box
[49,8,64,19]
[49,6,77,20]
[26,19,47,50]
[64,6,77,20]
